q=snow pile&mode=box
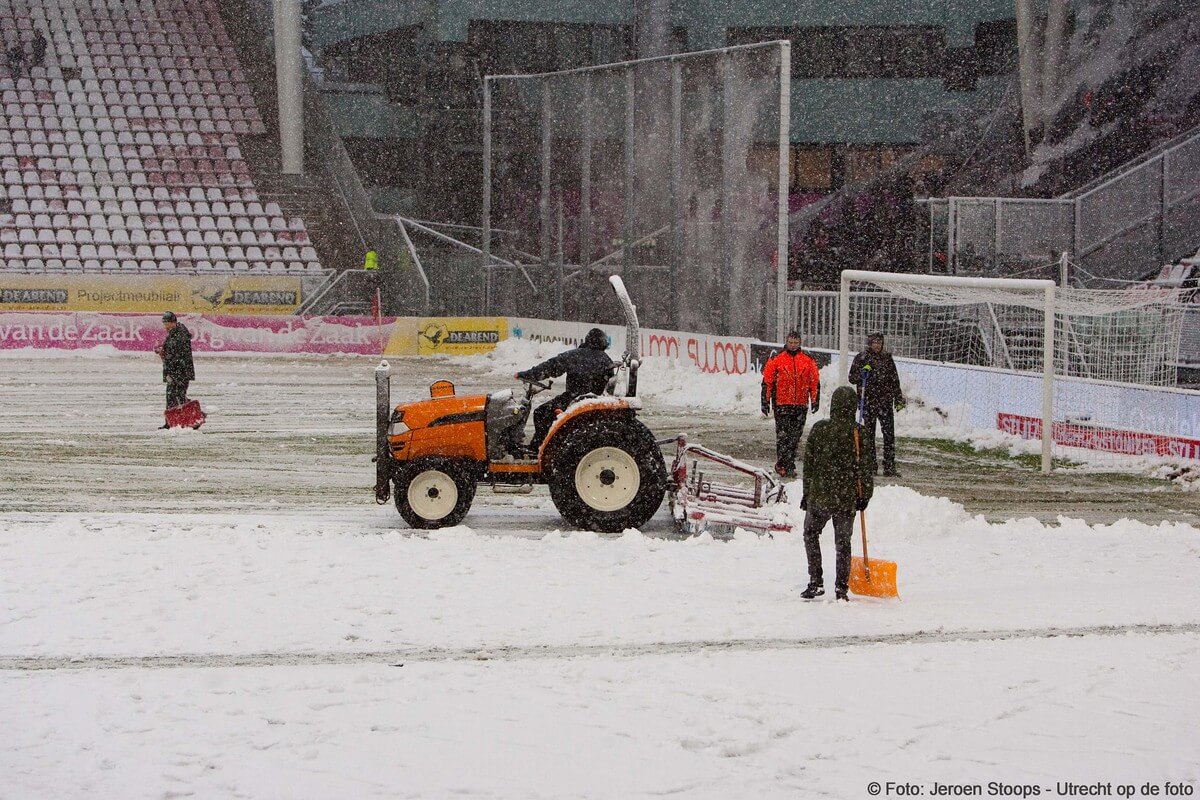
[454,337,762,413]
[450,335,565,373]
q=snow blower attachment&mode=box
[668,436,793,537]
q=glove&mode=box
[855,497,869,511]
[761,402,771,417]
[811,398,820,414]
[799,494,808,510]
[894,397,906,413]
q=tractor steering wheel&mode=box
[518,377,553,398]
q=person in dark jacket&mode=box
[800,385,875,600]
[154,312,195,424]
[6,40,25,80]
[761,331,821,479]
[30,30,46,68]
[516,327,615,450]
[849,332,905,477]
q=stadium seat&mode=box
[0,0,318,275]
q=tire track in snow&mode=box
[3,622,1199,672]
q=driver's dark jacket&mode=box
[516,344,615,400]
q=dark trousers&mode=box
[803,506,854,592]
[166,379,189,409]
[532,391,574,448]
[773,405,808,474]
[864,406,895,472]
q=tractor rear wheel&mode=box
[394,458,476,529]
[548,418,665,533]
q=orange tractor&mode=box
[374,277,667,533]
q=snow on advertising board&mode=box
[0,312,390,354]
[0,274,304,314]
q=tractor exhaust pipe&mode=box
[375,360,392,503]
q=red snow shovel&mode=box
[165,399,206,429]
[850,419,898,598]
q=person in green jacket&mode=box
[799,385,875,600]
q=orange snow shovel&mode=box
[849,509,898,598]
[849,426,899,598]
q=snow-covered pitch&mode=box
[1,348,1197,798]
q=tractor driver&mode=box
[515,327,616,452]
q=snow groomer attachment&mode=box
[668,436,793,537]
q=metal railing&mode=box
[930,124,1200,283]
[1181,305,1200,368]
[1074,131,1200,260]
[784,290,839,350]
[1063,125,1200,200]
[945,196,1077,276]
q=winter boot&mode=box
[800,583,825,600]
[883,468,901,477]
[835,588,849,601]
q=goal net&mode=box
[838,270,1191,471]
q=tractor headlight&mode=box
[389,409,408,436]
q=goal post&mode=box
[839,270,1056,473]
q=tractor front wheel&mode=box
[548,419,665,533]
[393,459,476,529]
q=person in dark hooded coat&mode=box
[849,332,905,476]
[154,311,195,419]
[30,30,47,68]
[799,385,874,600]
[516,327,616,450]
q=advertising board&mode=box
[415,317,508,356]
[998,413,1200,461]
[0,275,303,314]
[0,312,388,354]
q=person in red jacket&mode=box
[761,331,821,479]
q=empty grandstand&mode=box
[0,0,323,275]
